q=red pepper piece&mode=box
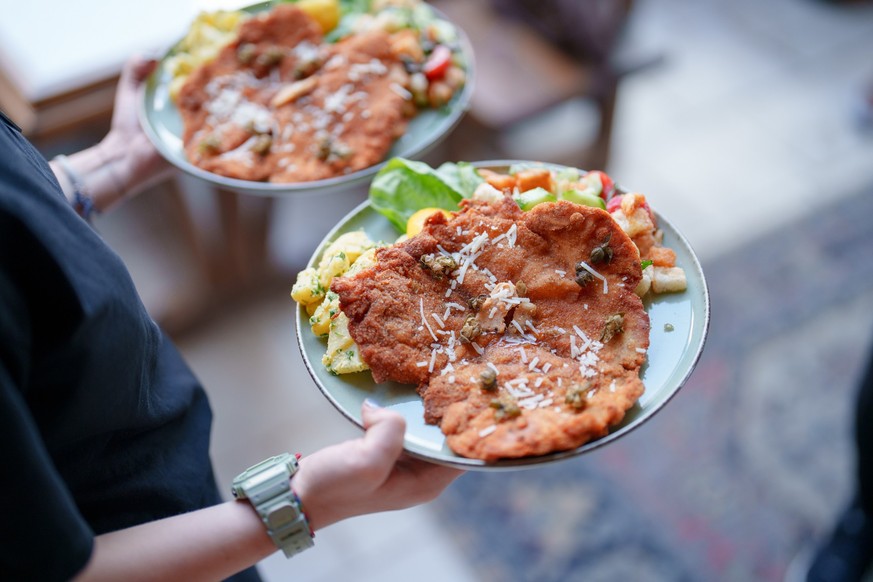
[423,45,452,81]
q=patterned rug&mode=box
[434,185,873,582]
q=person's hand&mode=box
[292,401,464,531]
[99,55,173,199]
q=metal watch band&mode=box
[232,453,314,558]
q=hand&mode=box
[292,401,464,531]
[100,55,173,199]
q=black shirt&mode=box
[0,112,224,580]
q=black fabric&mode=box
[0,113,259,582]
[856,338,873,518]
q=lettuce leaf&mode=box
[434,161,484,198]
[369,158,483,232]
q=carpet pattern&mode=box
[434,186,873,581]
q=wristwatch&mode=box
[232,453,314,558]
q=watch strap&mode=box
[232,453,314,558]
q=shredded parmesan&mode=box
[577,261,609,294]
[419,298,437,341]
[479,425,497,437]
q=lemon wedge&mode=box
[406,207,452,237]
[296,0,341,34]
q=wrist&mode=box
[231,453,315,558]
[52,140,125,219]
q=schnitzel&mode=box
[176,4,414,182]
[331,195,650,461]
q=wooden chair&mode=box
[430,0,634,171]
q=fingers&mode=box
[360,401,406,465]
[116,56,157,100]
[126,54,158,84]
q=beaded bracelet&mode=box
[54,154,97,221]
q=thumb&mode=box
[360,401,406,464]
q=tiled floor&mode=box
[96,0,873,579]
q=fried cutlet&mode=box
[331,196,650,461]
[176,4,410,183]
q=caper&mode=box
[490,395,520,420]
[460,314,481,343]
[293,56,321,79]
[601,313,625,343]
[590,234,613,264]
[515,281,527,297]
[255,47,284,69]
[251,134,272,156]
[575,262,594,287]
[315,136,333,161]
[237,43,256,64]
[564,382,589,410]
[479,368,497,391]
[420,254,458,278]
[197,134,221,155]
[469,294,488,311]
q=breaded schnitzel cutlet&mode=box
[331,196,650,461]
[176,4,410,183]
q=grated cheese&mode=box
[576,261,609,294]
[479,425,497,437]
[419,298,438,341]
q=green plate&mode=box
[295,162,711,470]
[138,2,474,197]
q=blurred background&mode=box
[4,0,873,579]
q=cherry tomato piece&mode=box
[423,45,452,81]
[587,170,615,201]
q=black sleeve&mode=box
[0,232,94,581]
